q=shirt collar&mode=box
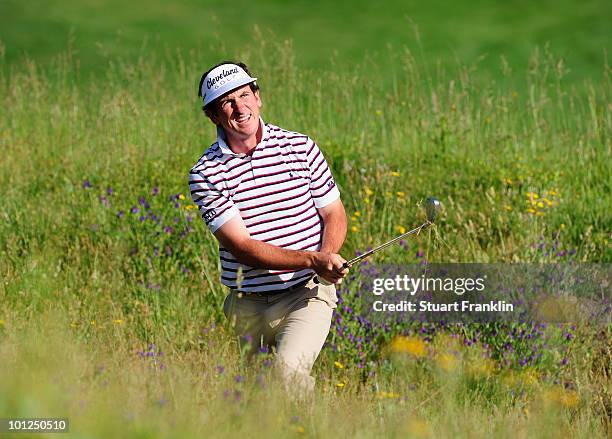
[216,118,267,157]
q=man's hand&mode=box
[311,252,349,284]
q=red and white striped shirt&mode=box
[189,120,340,292]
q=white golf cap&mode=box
[200,63,257,106]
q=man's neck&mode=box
[225,122,263,155]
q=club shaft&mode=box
[344,221,431,268]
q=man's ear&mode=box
[254,89,262,108]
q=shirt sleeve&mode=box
[305,139,341,208]
[188,170,239,233]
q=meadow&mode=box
[1,10,611,439]
[2,0,611,90]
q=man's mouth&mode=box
[235,114,251,124]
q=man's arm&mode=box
[317,198,347,254]
[213,214,348,284]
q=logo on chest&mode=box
[203,209,217,223]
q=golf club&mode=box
[315,197,441,284]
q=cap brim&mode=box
[203,77,257,106]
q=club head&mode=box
[425,197,441,223]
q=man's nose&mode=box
[234,98,247,112]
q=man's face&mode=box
[209,84,262,142]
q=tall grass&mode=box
[0,40,610,437]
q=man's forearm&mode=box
[227,238,315,270]
[319,201,348,254]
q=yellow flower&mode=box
[295,425,305,434]
[436,353,457,371]
[113,319,123,325]
[334,361,344,369]
[536,211,544,216]
[185,204,195,210]
[354,211,361,217]
[364,197,370,204]
[351,226,359,232]
[527,192,539,199]
[396,191,405,198]
[351,216,357,222]
[526,208,536,214]
[70,322,79,328]
[544,387,580,408]
[404,417,431,437]
[505,178,513,185]
[396,225,406,234]
[365,188,373,196]
[560,224,565,229]
[390,171,400,177]
[376,110,382,117]
[0,320,5,327]
[467,358,496,377]
[391,336,426,357]
[178,194,186,200]
[543,198,553,206]
[90,320,96,326]
[377,391,400,399]
[336,380,347,389]
[504,205,512,211]
[550,190,558,196]
[537,202,544,208]
[519,368,539,385]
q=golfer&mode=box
[189,61,348,392]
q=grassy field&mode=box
[1,3,611,438]
[1,0,611,89]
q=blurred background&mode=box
[2,0,610,89]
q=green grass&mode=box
[1,0,610,90]
[1,33,610,438]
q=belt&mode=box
[239,276,313,297]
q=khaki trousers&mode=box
[223,278,337,392]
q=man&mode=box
[189,61,348,391]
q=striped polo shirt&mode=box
[189,119,340,293]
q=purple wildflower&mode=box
[82,180,91,188]
[152,186,159,196]
[216,365,225,374]
[107,187,113,195]
[130,206,139,214]
[117,210,125,218]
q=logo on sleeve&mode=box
[203,209,217,224]
[327,179,336,189]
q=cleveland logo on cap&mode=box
[206,67,239,90]
[201,63,258,106]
